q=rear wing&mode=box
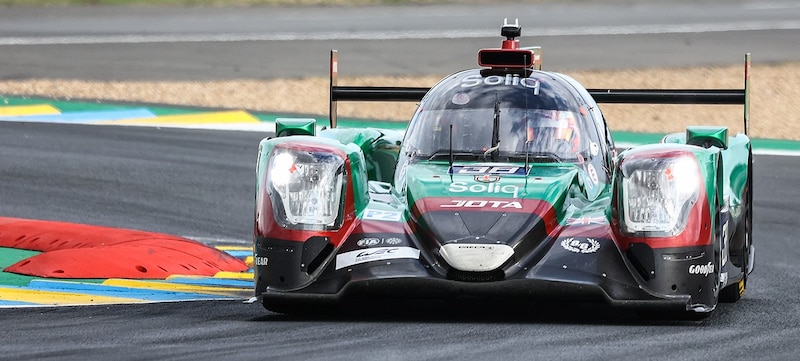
[329,50,751,135]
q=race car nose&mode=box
[439,241,515,272]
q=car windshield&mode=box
[411,107,585,162]
[403,70,597,163]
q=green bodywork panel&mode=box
[686,126,729,149]
[319,128,403,183]
[275,118,317,137]
[259,123,750,242]
[402,162,595,222]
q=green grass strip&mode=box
[0,248,39,287]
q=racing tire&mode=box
[636,177,727,322]
[720,153,752,303]
[719,214,749,303]
[720,279,746,303]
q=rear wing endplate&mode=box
[330,50,751,135]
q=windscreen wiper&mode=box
[425,151,483,161]
[506,152,564,163]
[486,97,501,161]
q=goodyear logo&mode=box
[688,262,714,277]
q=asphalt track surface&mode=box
[1,0,800,80]
[2,1,800,360]
[1,122,799,360]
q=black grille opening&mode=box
[302,236,333,275]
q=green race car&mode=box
[253,19,753,319]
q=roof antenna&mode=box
[501,18,521,49]
[448,123,454,171]
[524,56,531,175]
[524,52,531,179]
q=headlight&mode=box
[621,155,700,236]
[267,146,346,230]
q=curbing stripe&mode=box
[26,279,226,301]
[0,104,60,116]
[0,299,38,306]
[0,109,156,122]
[103,278,250,297]
[215,271,254,280]
[104,110,259,125]
[165,275,254,288]
[0,285,146,305]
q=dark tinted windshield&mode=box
[403,70,599,162]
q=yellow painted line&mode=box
[103,278,249,296]
[164,273,252,281]
[0,286,145,305]
[101,110,259,125]
[0,104,60,116]
[215,245,252,251]
[214,271,254,280]
[214,245,254,267]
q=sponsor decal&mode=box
[590,142,600,156]
[254,256,269,266]
[475,175,501,183]
[356,238,381,247]
[356,237,404,247]
[335,246,420,270]
[560,238,600,254]
[721,220,729,266]
[452,92,470,105]
[451,165,526,175]
[566,216,607,225]
[688,262,715,277]
[363,209,402,222]
[440,200,522,209]
[449,181,520,198]
[587,164,599,184]
[460,74,541,95]
[384,237,403,245]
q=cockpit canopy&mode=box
[403,69,602,164]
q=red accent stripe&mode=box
[560,224,613,239]
[358,219,407,234]
[411,197,559,235]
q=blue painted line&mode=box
[27,280,228,301]
[223,250,252,259]
[0,300,37,306]
[167,276,253,288]
[0,109,155,123]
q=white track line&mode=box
[2,21,800,46]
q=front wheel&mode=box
[720,279,746,303]
[720,152,753,303]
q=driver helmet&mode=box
[525,110,582,154]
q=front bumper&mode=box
[259,258,693,313]
[256,236,717,314]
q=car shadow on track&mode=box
[248,299,723,326]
